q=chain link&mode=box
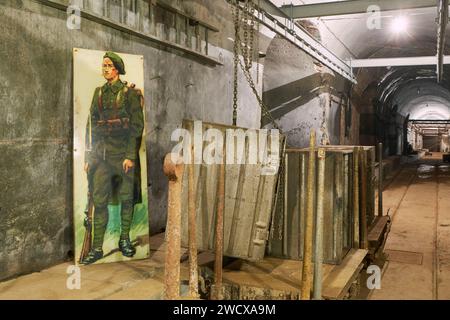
[231,0,240,126]
[231,0,284,241]
[256,0,260,84]
[242,1,249,69]
[231,0,280,130]
[247,1,255,71]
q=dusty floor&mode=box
[371,152,450,300]
[0,234,214,300]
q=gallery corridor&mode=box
[371,153,450,300]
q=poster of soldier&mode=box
[73,48,149,265]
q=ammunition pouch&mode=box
[96,118,130,136]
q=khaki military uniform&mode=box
[85,79,144,249]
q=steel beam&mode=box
[347,56,450,68]
[437,0,449,82]
[279,0,438,19]
[410,120,450,123]
[230,0,356,83]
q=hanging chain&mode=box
[231,0,240,126]
[242,1,249,69]
[269,136,286,241]
[247,1,255,71]
[230,0,281,131]
[242,0,255,71]
[256,0,260,84]
[231,0,283,241]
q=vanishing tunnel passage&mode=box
[2,0,450,305]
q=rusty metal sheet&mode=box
[180,120,283,261]
[268,147,354,264]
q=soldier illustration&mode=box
[81,51,144,265]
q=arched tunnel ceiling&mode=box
[270,0,450,120]
[272,0,449,59]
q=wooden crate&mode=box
[268,147,354,264]
[268,145,377,264]
[212,249,368,300]
[179,120,283,261]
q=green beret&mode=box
[103,51,126,75]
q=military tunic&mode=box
[86,79,144,207]
[85,79,144,248]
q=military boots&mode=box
[118,238,136,257]
[81,248,104,265]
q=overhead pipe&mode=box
[280,0,438,19]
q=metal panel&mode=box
[319,145,376,229]
[226,0,356,83]
[279,0,438,19]
[268,145,377,263]
[347,56,450,68]
[180,120,283,261]
[268,148,354,265]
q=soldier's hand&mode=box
[84,163,89,173]
[123,159,134,173]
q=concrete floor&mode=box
[0,234,214,300]
[371,152,450,300]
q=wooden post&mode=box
[313,147,326,300]
[378,142,383,217]
[360,147,368,249]
[353,147,360,249]
[163,153,184,300]
[301,130,316,300]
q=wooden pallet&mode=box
[368,216,391,257]
[215,249,368,300]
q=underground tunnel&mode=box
[1,0,450,305]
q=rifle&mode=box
[79,169,95,263]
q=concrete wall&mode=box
[262,35,357,148]
[0,0,264,280]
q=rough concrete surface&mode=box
[0,0,263,281]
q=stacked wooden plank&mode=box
[179,120,283,261]
[210,249,368,300]
[268,145,376,264]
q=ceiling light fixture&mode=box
[390,16,409,34]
